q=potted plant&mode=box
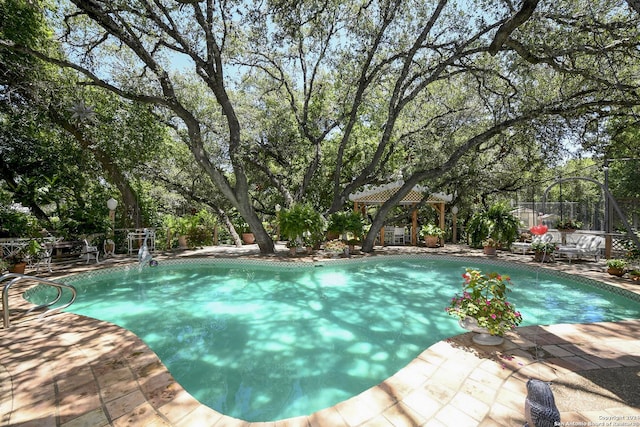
[628,270,640,282]
[6,250,27,274]
[446,268,523,345]
[606,259,627,277]
[5,240,41,274]
[531,241,557,263]
[303,235,315,254]
[420,224,444,248]
[328,211,362,241]
[237,221,255,244]
[278,204,325,252]
[482,237,498,255]
[467,202,521,249]
[286,239,298,256]
[164,215,193,249]
[344,212,364,242]
[556,219,583,232]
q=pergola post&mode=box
[412,205,418,245]
[437,202,444,230]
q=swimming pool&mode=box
[27,256,640,422]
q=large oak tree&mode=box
[2,0,640,252]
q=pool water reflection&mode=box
[30,257,640,421]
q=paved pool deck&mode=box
[1,244,639,426]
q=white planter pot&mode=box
[459,317,504,346]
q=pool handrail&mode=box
[1,273,77,329]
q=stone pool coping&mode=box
[2,244,640,426]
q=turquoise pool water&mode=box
[29,257,640,421]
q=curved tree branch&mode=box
[488,0,540,55]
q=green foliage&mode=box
[467,202,521,248]
[601,118,640,232]
[4,239,41,265]
[530,241,557,253]
[3,0,640,256]
[278,203,325,244]
[327,211,348,234]
[327,211,356,235]
[420,224,444,238]
[0,203,40,237]
[606,258,627,269]
[555,219,583,230]
[327,211,364,238]
[163,210,216,248]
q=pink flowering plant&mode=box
[445,268,523,336]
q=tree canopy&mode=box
[1,0,640,252]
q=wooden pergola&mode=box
[348,181,453,245]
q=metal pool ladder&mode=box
[1,273,77,329]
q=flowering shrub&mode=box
[530,241,557,253]
[482,237,497,247]
[445,268,523,336]
[324,239,347,253]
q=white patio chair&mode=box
[80,239,99,264]
[383,226,395,245]
[393,227,406,245]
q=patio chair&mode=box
[554,235,603,263]
[393,227,406,245]
[511,233,553,255]
[80,239,99,264]
[382,226,395,245]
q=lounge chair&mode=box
[511,233,553,255]
[554,235,603,263]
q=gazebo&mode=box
[348,181,453,245]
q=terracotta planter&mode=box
[424,236,439,248]
[9,262,26,274]
[483,246,497,256]
[607,267,625,277]
[242,233,255,244]
[534,251,553,263]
